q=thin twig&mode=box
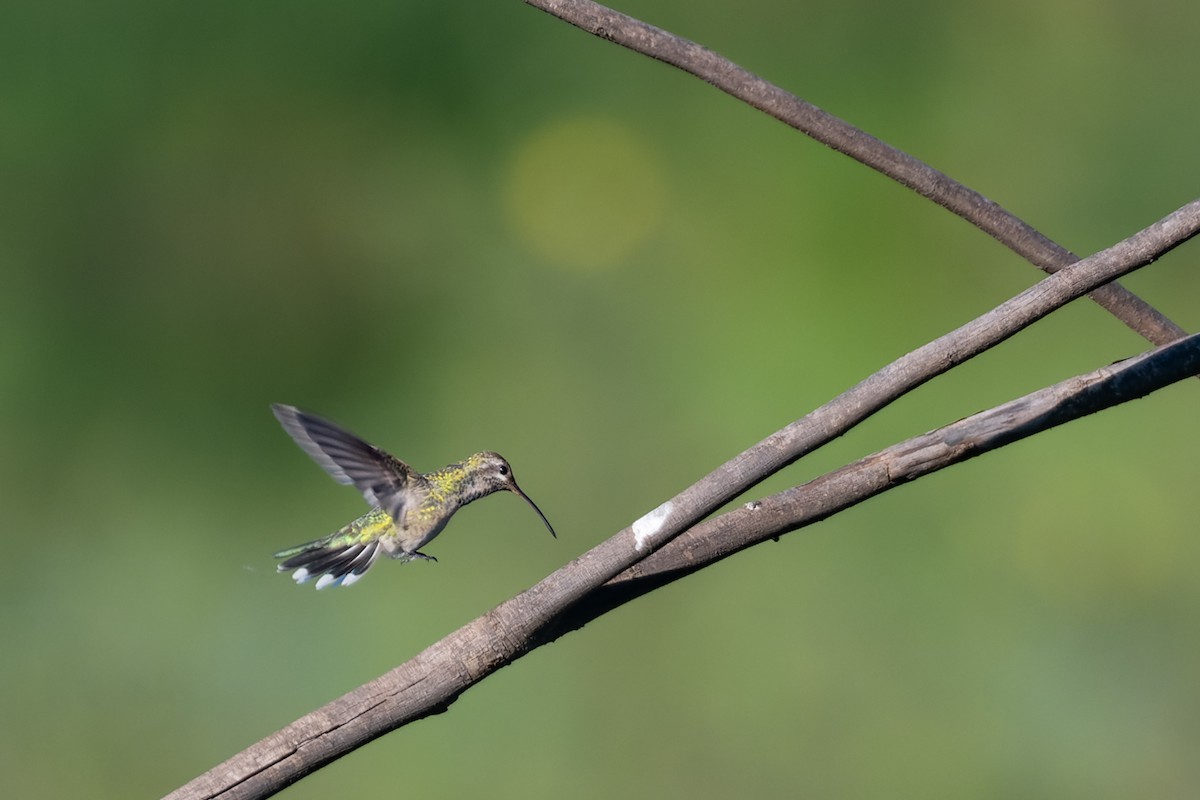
[523,0,1189,347]
[163,199,1200,800]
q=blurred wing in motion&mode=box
[271,403,414,522]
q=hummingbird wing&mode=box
[271,404,414,522]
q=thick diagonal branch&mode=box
[543,331,1200,638]
[163,200,1200,800]
[524,0,1188,346]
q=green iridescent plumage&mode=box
[271,404,555,589]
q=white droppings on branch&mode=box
[632,501,673,550]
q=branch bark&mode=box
[163,198,1200,800]
[523,0,1189,347]
[543,331,1200,639]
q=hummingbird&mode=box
[270,403,556,589]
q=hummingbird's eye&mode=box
[499,464,509,475]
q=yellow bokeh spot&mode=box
[503,116,665,270]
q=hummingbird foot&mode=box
[397,550,438,564]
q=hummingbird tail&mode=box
[273,535,381,590]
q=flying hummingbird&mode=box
[270,404,556,589]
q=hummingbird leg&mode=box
[396,550,438,564]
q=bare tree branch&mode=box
[163,197,1200,800]
[544,331,1200,639]
[523,0,1189,347]
[161,7,1198,798]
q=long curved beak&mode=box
[510,483,556,538]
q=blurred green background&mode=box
[2,1,1197,797]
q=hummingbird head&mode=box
[472,452,557,539]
